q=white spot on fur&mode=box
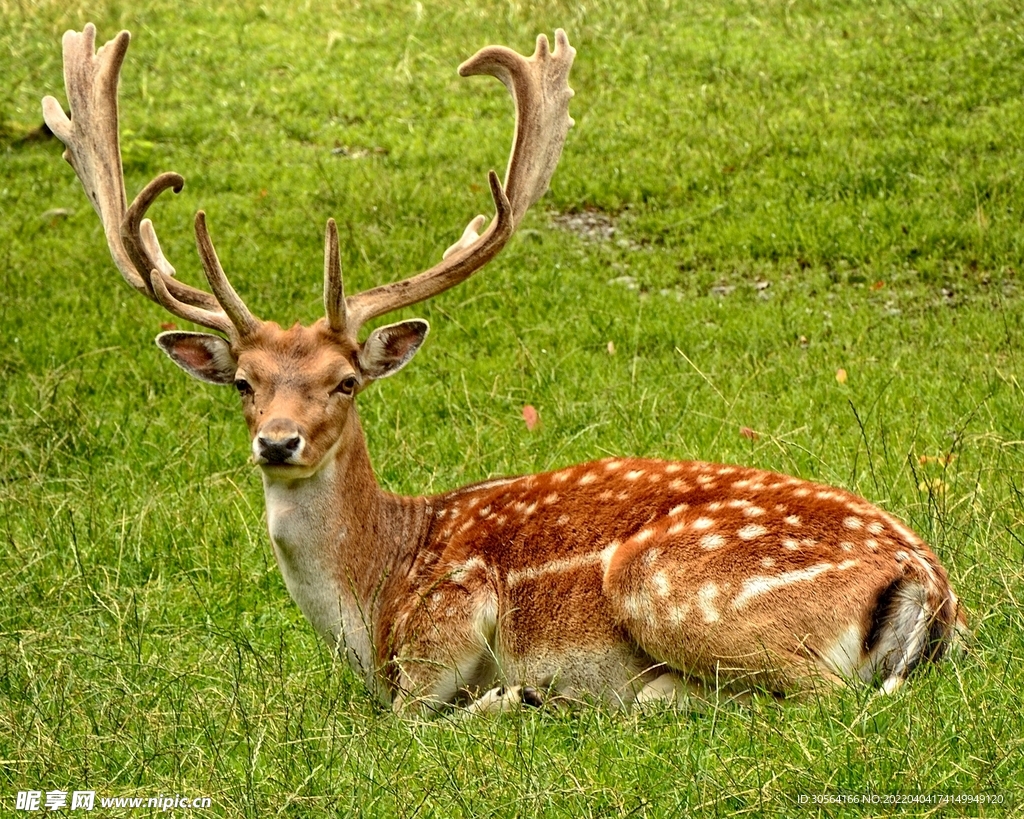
[622,592,651,621]
[794,487,811,497]
[700,533,726,550]
[667,521,687,536]
[889,518,922,545]
[669,604,690,625]
[838,559,860,570]
[708,501,723,511]
[693,517,715,530]
[647,472,662,483]
[783,539,799,550]
[744,505,766,517]
[761,557,776,569]
[844,516,863,530]
[552,471,571,484]
[634,527,655,544]
[556,514,570,526]
[668,478,690,492]
[868,521,885,535]
[604,459,624,471]
[510,543,619,586]
[785,515,802,526]
[697,474,716,486]
[543,492,560,505]
[652,570,671,597]
[733,479,752,489]
[698,583,721,624]
[599,541,620,574]
[737,524,768,540]
[579,472,598,486]
[625,469,644,481]
[840,541,855,552]
[669,504,689,516]
[665,463,683,474]
[865,538,878,550]
[727,498,750,509]
[732,563,834,609]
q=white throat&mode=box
[261,461,377,691]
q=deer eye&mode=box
[333,376,359,397]
[234,378,254,397]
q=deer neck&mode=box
[260,410,429,693]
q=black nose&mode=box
[258,435,301,465]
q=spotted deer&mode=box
[45,24,964,715]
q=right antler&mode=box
[42,24,259,340]
[329,30,576,339]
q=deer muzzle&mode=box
[254,418,306,467]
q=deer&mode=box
[43,24,965,716]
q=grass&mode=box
[2,0,1023,815]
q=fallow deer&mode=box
[44,24,964,715]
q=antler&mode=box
[42,24,258,340]
[44,25,574,345]
[333,29,576,338]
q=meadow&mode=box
[1,0,1022,815]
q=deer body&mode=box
[44,25,963,715]
[258,400,961,712]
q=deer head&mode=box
[43,24,575,479]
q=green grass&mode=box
[2,0,1023,815]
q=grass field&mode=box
[2,0,1023,815]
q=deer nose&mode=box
[255,421,304,465]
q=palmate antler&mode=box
[44,24,575,347]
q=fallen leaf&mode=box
[835,368,848,384]
[740,426,758,441]
[606,341,616,355]
[522,405,539,432]
[160,322,178,331]
[871,280,886,291]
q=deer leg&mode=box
[603,526,863,695]
[388,580,501,715]
[463,685,546,715]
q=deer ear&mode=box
[358,319,429,381]
[156,331,237,385]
